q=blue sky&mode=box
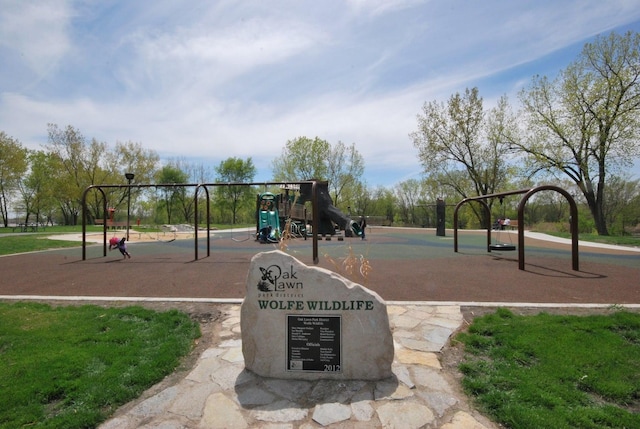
[2,0,640,187]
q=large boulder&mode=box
[241,250,394,380]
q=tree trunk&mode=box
[583,187,609,236]
[589,200,609,236]
[0,192,7,227]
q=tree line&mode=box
[411,31,640,236]
[1,31,639,235]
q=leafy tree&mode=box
[272,137,365,216]
[326,141,364,207]
[164,158,214,227]
[214,157,257,224]
[603,175,640,234]
[45,124,165,225]
[513,31,640,235]
[395,179,423,225]
[350,184,395,224]
[154,165,189,225]
[160,159,211,224]
[395,178,453,228]
[83,141,158,224]
[374,186,396,225]
[271,136,330,181]
[347,181,369,217]
[418,176,464,228]
[0,132,28,227]
[46,124,112,225]
[110,141,160,185]
[17,151,58,226]
[411,88,515,226]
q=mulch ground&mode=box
[1,227,638,305]
[2,227,638,427]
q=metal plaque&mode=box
[287,315,342,372]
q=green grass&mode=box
[0,225,151,256]
[543,231,640,247]
[0,236,81,256]
[0,224,243,256]
[0,302,200,429]
[456,308,640,429]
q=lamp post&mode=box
[125,173,135,240]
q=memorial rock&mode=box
[241,250,394,380]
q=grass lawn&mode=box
[456,308,640,429]
[0,226,108,256]
[0,236,81,256]
[0,225,239,256]
[0,302,200,429]
[544,231,640,248]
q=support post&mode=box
[436,198,445,237]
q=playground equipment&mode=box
[230,223,253,242]
[453,185,579,271]
[490,197,516,251]
[490,228,516,251]
[255,182,361,239]
[256,192,281,243]
[298,181,361,237]
[82,179,344,263]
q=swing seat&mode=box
[490,243,516,251]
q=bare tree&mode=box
[411,88,515,226]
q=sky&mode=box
[2,0,640,188]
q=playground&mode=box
[1,227,638,305]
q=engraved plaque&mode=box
[287,315,341,372]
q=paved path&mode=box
[99,303,496,429]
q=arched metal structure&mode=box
[517,185,579,271]
[82,180,322,264]
[82,183,201,260]
[193,184,210,261]
[453,185,579,271]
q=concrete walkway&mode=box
[99,303,496,429]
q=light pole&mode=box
[125,173,135,240]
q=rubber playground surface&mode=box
[1,227,639,305]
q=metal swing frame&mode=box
[490,197,516,251]
[453,185,579,271]
[82,180,324,263]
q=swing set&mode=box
[453,185,579,271]
[490,196,515,251]
[81,180,326,263]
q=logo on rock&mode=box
[257,264,281,291]
[257,264,303,291]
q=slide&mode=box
[298,182,361,237]
[258,210,280,233]
[257,192,281,242]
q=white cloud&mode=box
[1,0,640,186]
[134,18,319,71]
[345,0,426,17]
[0,0,72,76]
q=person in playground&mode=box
[109,236,131,259]
[257,225,278,243]
[359,216,367,240]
